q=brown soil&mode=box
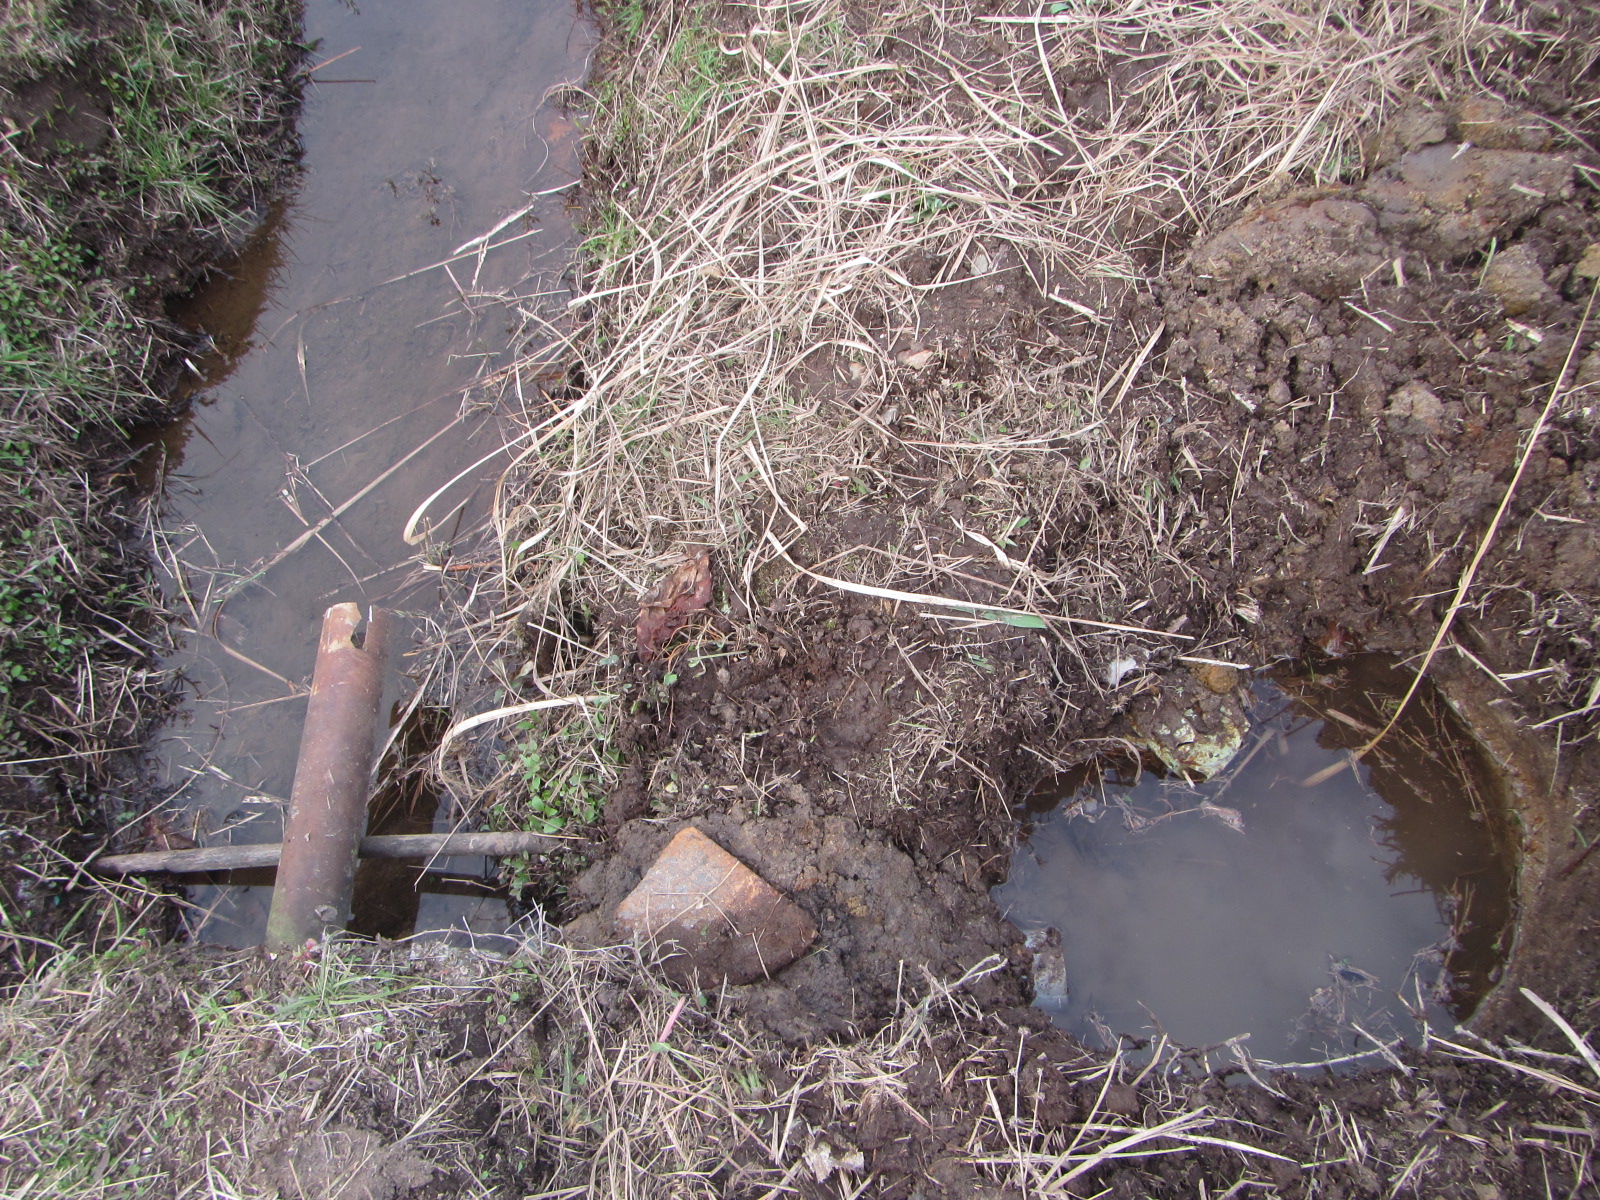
[567,800,1025,1041]
[541,7,1600,1196]
[582,105,1600,1017]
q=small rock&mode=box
[613,826,818,987]
[898,347,937,370]
[1189,661,1241,695]
[1025,927,1068,1010]
[1573,243,1600,281]
[1482,243,1556,316]
[1104,655,1141,688]
[1451,96,1551,152]
[803,1139,864,1182]
[1132,673,1247,779]
[1386,380,1446,434]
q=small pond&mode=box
[993,655,1516,1067]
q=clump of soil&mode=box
[565,801,1023,1042]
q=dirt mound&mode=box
[565,802,1023,1042]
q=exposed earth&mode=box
[6,1,1600,1197]
[519,6,1600,1194]
[566,83,1600,1043]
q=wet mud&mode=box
[145,0,594,944]
[571,11,1600,1096]
[564,799,1024,1043]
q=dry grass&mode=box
[2,927,1596,1197]
[8,3,1600,1196]
[457,0,1539,823]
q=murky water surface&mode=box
[994,657,1515,1066]
[148,0,593,945]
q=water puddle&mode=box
[994,656,1516,1067]
[146,0,594,946]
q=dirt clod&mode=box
[1483,242,1558,315]
[1451,94,1554,152]
[1191,198,1388,296]
[264,1127,434,1200]
[1357,143,1575,257]
[1386,379,1448,434]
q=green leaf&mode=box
[976,608,1048,629]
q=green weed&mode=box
[667,23,730,125]
[496,704,618,834]
[614,0,648,39]
[581,198,640,262]
[0,0,81,81]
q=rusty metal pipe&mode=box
[265,602,392,952]
[95,831,564,875]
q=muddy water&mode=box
[147,1,594,945]
[994,657,1516,1066]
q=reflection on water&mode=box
[347,706,506,941]
[994,656,1515,1066]
[146,0,595,946]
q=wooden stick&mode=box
[95,831,565,876]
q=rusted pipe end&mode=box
[265,603,392,952]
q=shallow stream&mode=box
[994,656,1516,1066]
[145,0,594,945]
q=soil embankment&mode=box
[0,0,301,965]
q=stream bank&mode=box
[0,0,301,972]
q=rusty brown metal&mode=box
[95,831,562,876]
[265,602,392,952]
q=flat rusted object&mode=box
[614,826,817,987]
[636,548,713,663]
